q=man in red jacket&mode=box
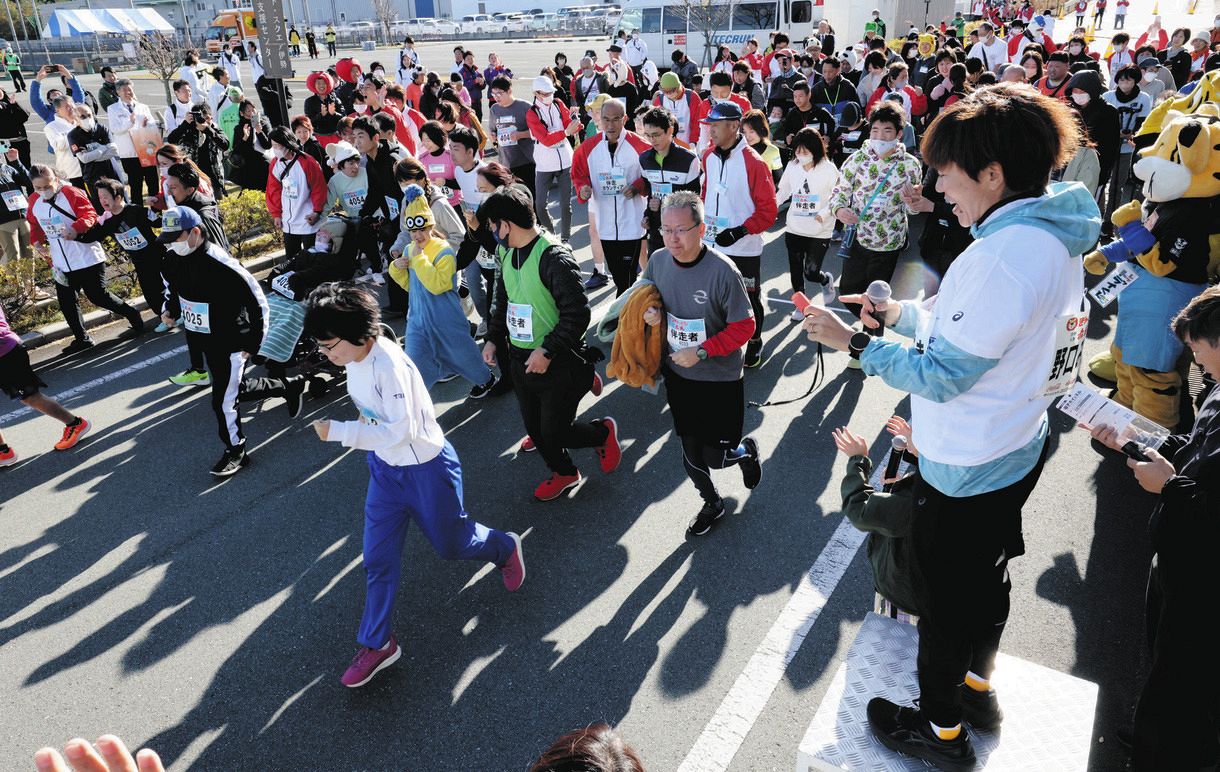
[698,102,777,368]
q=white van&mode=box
[614,0,817,68]
[460,14,495,33]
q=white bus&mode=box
[614,0,819,68]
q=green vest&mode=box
[499,234,560,350]
[5,52,19,70]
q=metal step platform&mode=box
[796,613,1098,771]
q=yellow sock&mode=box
[964,671,990,692]
[930,722,961,741]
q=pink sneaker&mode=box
[501,532,526,592]
[520,435,536,453]
[341,634,401,688]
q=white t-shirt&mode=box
[909,206,1084,466]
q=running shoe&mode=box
[169,369,211,386]
[583,271,609,290]
[62,338,95,356]
[790,308,805,322]
[468,373,499,400]
[53,418,91,451]
[866,698,977,772]
[596,417,621,473]
[591,371,604,396]
[154,317,180,333]
[820,272,838,306]
[0,445,17,467]
[210,449,250,477]
[739,437,762,489]
[958,683,1004,731]
[284,376,307,419]
[743,339,762,369]
[534,471,582,501]
[500,532,526,592]
[687,498,725,536]
[341,634,402,688]
[117,321,146,341]
[520,435,536,453]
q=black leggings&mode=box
[283,233,316,258]
[840,243,900,319]
[727,254,763,343]
[784,232,831,294]
[57,263,142,341]
[121,158,157,206]
[508,349,606,477]
[129,249,168,316]
[602,238,643,296]
[680,434,745,504]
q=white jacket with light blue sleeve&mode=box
[859,183,1101,497]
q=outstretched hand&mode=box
[832,426,869,457]
[35,735,165,772]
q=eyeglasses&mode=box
[317,339,344,352]
[660,224,700,237]
[642,131,668,140]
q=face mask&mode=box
[869,138,898,154]
[1143,70,1156,82]
[893,80,908,91]
[1069,46,1082,54]
[272,146,286,159]
[1071,91,1091,106]
[80,118,96,131]
[632,32,639,39]
[1116,43,1127,51]
[167,238,193,255]
[492,222,508,247]
[1025,67,1038,78]
[374,69,385,77]
[353,104,369,114]
[796,153,813,165]
[537,94,554,106]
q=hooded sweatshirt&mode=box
[1066,70,1121,184]
[859,183,1101,497]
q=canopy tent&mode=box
[40,8,174,38]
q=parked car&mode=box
[346,20,377,37]
[491,12,528,32]
[460,13,495,33]
[529,12,560,29]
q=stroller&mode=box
[257,216,397,398]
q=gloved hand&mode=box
[715,225,747,248]
[1083,250,1109,275]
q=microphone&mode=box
[882,435,907,492]
[866,280,892,337]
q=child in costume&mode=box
[388,184,499,397]
[306,282,525,688]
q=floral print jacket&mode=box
[829,143,923,251]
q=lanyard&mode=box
[859,158,902,218]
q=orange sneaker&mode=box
[0,445,17,467]
[54,418,91,450]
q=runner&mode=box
[305,282,525,688]
[480,185,621,501]
[0,304,91,466]
[640,192,762,536]
[637,106,702,257]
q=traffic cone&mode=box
[1187,0,1198,13]
[1151,0,1159,14]
[1085,23,1095,42]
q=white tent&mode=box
[40,8,174,38]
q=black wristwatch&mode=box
[696,346,708,361]
[848,331,872,359]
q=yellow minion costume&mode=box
[388,185,494,390]
[1084,106,1220,427]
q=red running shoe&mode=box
[54,418,91,451]
[341,634,402,688]
[534,471,582,501]
[500,532,526,592]
[520,435,536,453]
[0,446,17,467]
[597,417,621,473]
[591,371,604,396]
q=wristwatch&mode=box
[848,331,872,359]
[696,346,708,361]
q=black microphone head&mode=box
[890,434,907,452]
[866,280,892,304]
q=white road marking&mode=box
[676,516,867,772]
[0,345,186,425]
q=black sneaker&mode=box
[739,437,762,489]
[63,338,95,356]
[284,376,306,419]
[743,339,762,368]
[468,373,499,400]
[958,683,1003,731]
[687,498,725,536]
[210,449,250,477]
[866,698,977,772]
[117,322,146,341]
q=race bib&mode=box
[341,188,366,211]
[597,166,627,196]
[1087,262,1139,308]
[427,163,446,176]
[497,119,517,147]
[792,192,819,217]
[842,130,861,142]
[283,177,300,200]
[44,211,69,240]
[271,271,296,299]
[667,314,706,350]
[116,226,149,251]
[1038,310,1088,398]
[385,195,400,220]
[476,248,497,270]
[180,298,211,334]
[702,214,729,245]
[507,302,533,342]
[2,189,27,211]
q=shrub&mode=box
[219,189,282,261]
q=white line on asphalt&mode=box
[0,345,186,425]
[676,516,866,772]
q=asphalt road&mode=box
[0,6,1205,769]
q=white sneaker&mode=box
[790,308,805,321]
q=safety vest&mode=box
[499,235,560,350]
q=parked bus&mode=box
[615,0,817,68]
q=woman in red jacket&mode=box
[865,62,928,120]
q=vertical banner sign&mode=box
[251,0,294,78]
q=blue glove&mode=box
[1098,219,1156,263]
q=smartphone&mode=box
[1121,441,1151,462]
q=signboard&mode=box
[1087,262,1139,308]
[250,0,293,78]
[673,33,686,44]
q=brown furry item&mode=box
[606,284,664,388]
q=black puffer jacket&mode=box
[1066,69,1120,186]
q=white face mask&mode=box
[1071,91,1091,106]
[80,118,96,131]
[796,153,814,166]
[869,138,898,155]
[272,146,287,159]
[167,237,193,255]
[374,69,385,77]
[537,94,554,106]
[1143,70,1156,82]
[353,104,369,114]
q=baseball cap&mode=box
[608,43,623,53]
[699,101,743,123]
[157,206,203,243]
[1138,56,1161,68]
[532,75,556,94]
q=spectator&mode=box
[44,96,84,189]
[669,49,699,89]
[731,61,766,110]
[232,100,272,192]
[107,79,159,205]
[67,102,121,207]
[1065,70,1120,190]
[457,51,485,120]
[167,102,230,198]
[305,29,318,59]
[4,46,24,92]
[97,66,119,113]
[162,79,196,136]
[29,64,84,125]
[177,50,207,105]
[1099,65,1150,231]
[218,40,243,88]
[0,86,31,167]
[1137,57,1168,101]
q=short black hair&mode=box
[708,71,732,88]
[166,162,200,189]
[449,124,479,153]
[173,78,190,92]
[305,282,382,344]
[1172,286,1220,345]
[419,120,448,149]
[363,73,386,91]
[491,75,513,93]
[212,66,226,80]
[94,177,126,200]
[371,111,398,136]
[480,184,537,229]
[791,79,811,93]
[790,127,826,163]
[640,106,677,134]
[869,102,906,131]
[101,66,115,76]
[350,116,379,140]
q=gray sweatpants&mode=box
[535,168,573,242]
